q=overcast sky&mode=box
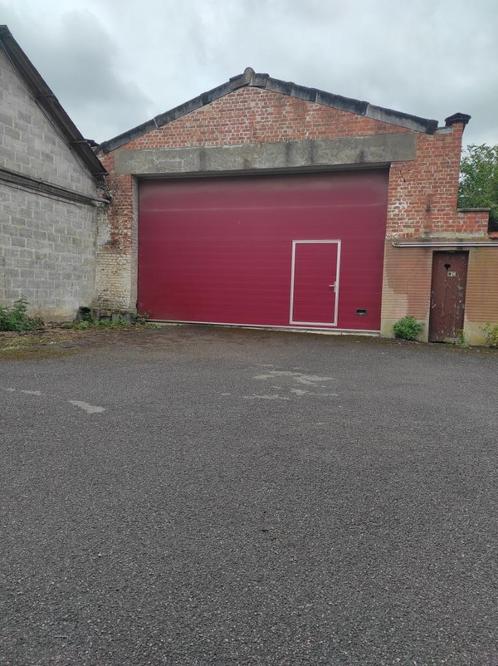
[1,0,496,146]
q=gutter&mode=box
[0,167,110,206]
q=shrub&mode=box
[0,298,43,332]
[482,323,498,347]
[393,316,423,341]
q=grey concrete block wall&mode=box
[0,49,96,197]
[0,47,101,319]
[0,184,97,318]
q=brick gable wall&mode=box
[122,87,408,150]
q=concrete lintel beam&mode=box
[113,133,416,176]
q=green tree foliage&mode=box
[458,144,498,222]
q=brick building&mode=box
[0,26,107,319]
[1,26,496,344]
[97,68,497,345]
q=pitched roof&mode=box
[99,67,455,154]
[0,25,106,179]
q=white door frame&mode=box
[289,240,341,327]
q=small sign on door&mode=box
[447,270,457,277]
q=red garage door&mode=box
[138,171,388,331]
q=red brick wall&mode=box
[387,127,463,239]
[122,87,409,150]
[456,210,490,235]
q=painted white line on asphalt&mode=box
[243,394,290,401]
[2,386,107,415]
[68,400,105,414]
[253,370,334,386]
[289,388,339,397]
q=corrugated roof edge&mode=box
[99,66,444,154]
[0,25,106,179]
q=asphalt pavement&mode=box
[1,326,497,665]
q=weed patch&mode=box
[482,323,498,347]
[0,298,43,332]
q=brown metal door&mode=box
[429,251,468,342]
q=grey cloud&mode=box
[1,0,496,145]
[0,2,153,140]
[167,0,497,145]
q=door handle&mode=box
[329,283,336,292]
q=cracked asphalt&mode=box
[1,326,497,665]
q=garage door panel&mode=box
[138,172,388,329]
